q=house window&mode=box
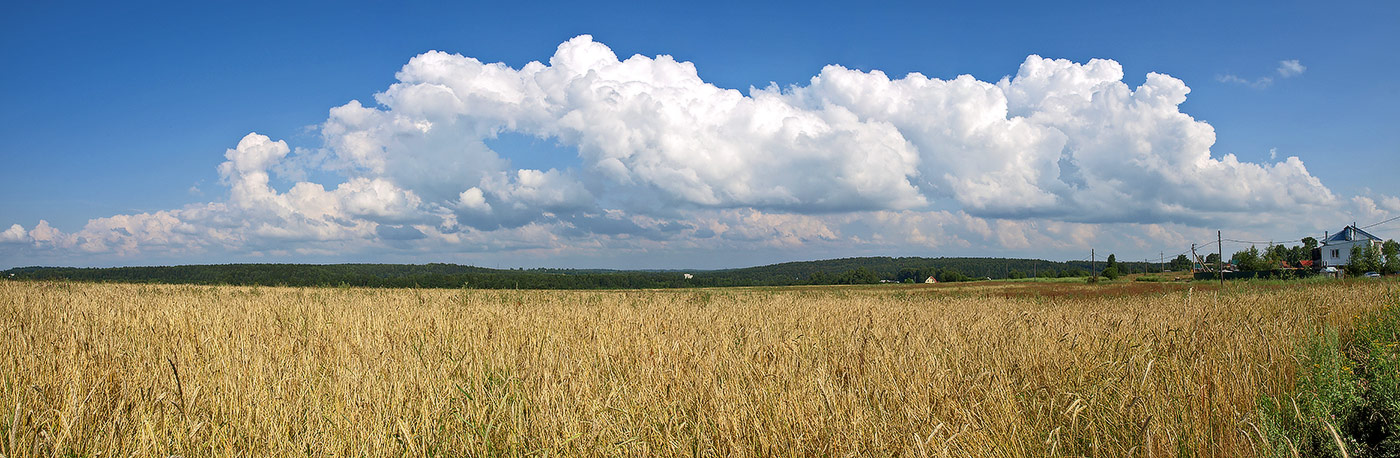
[1331,249,1340,258]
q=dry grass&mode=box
[0,279,1392,457]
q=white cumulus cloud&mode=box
[0,224,28,244]
[0,36,1363,266]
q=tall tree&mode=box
[1363,243,1384,274]
[1170,254,1191,271]
[1232,246,1269,271]
[1383,240,1400,275]
[1301,236,1318,252]
[1347,245,1382,276]
[1265,244,1286,268]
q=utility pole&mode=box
[1091,249,1096,278]
[1218,231,1224,287]
[1160,252,1164,273]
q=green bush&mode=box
[1260,302,1400,457]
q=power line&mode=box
[1066,213,1396,268]
[1222,238,1293,246]
[1223,214,1397,248]
[1078,213,1397,277]
[1069,213,1397,273]
[1361,214,1400,230]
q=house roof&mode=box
[1324,225,1381,244]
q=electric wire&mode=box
[1049,213,1394,271]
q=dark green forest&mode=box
[1,256,1176,290]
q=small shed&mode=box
[924,276,937,284]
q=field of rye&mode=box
[0,279,1393,457]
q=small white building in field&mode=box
[924,276,937,284]
[1319,225,1383,268]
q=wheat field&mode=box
[0,279,1391,457]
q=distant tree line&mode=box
[0,256,1190,290]
[1227,237,1321,272]
[0,264,691,289]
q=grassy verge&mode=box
[987,276,1094,283]
[1259,295,1400,457]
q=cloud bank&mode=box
[2,37,1377,266]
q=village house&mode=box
[1318,224,1383,268]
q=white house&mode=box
[1319,225,1383,268]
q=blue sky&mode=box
[1,1,1397,269]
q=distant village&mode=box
[1193,223,1396,280]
